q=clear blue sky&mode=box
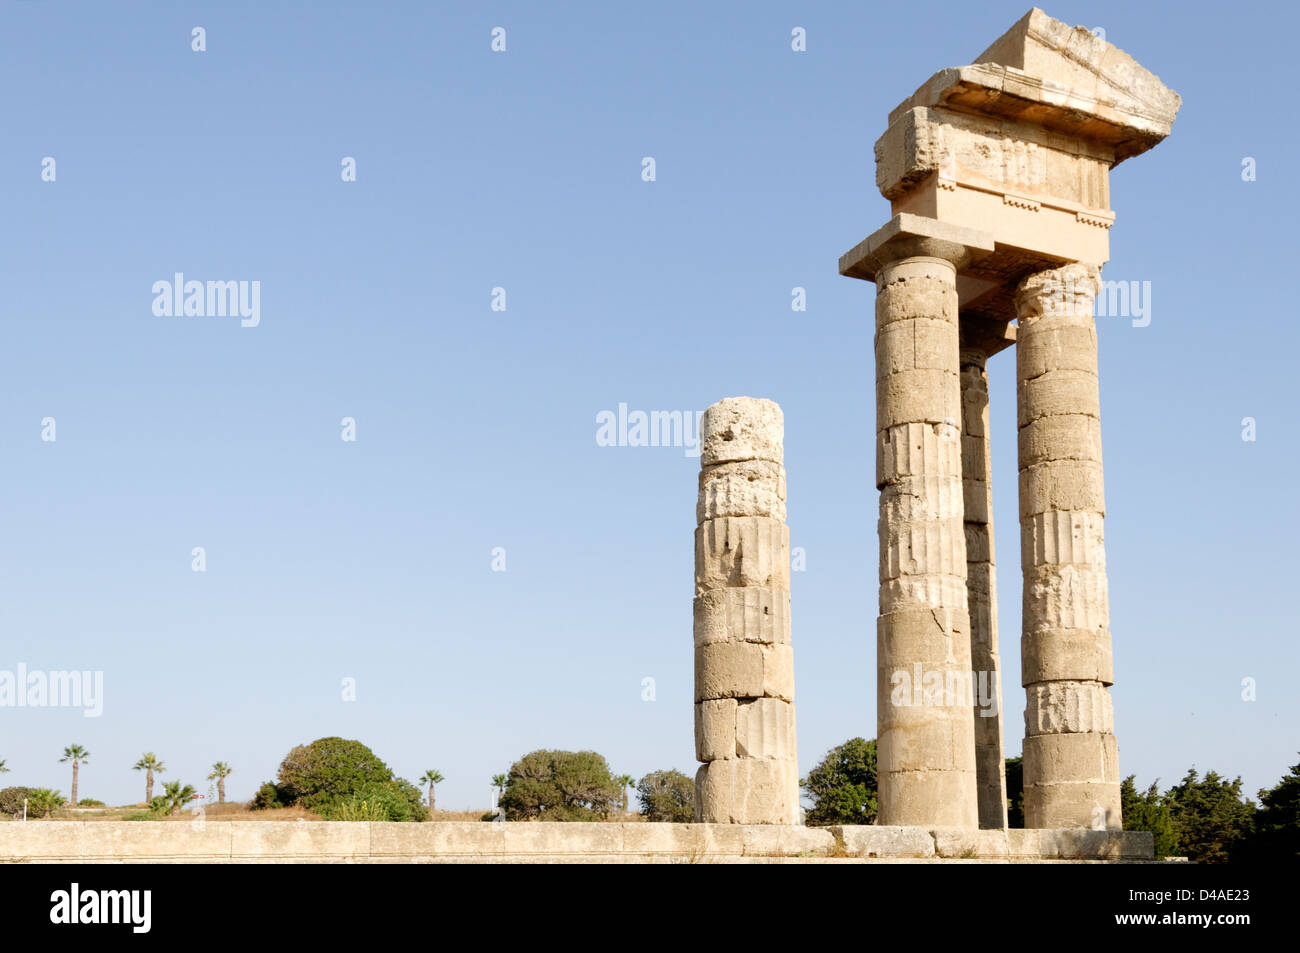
[2,0,1295,811]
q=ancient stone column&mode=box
[693,397,798,825]
[1015,263,1120,829]
[875,254,979,829]
[960,340,1008,829]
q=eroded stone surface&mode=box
[1016,263,1119,830]
[700,397,783,466]
[697,460,786,522]
[874,253,979,830]
[693,587,790,647]
[735,698,797,759]
[695,517,790,594]
[694,398,798,823]
[695,759,799,825]
[841,5,1179,839]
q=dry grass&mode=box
[428,809,489,822]
[199,803,322,822]
[50,802,323,822]
[43,804,647,822]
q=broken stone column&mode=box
[1016,263,1120,830]
[960,330,1009,830]
[869,224,983,830]
[693,397,798,824]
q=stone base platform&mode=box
[0,822,1154,863]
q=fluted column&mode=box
[693,397,799,824]
[876,255,979,829]
[960,345,1008,829]
[1015,263,1120,830]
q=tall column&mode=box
[960,343,1008,829]
[693,397,799,824]
[1015,263,1120,830]
[876,255,979,829]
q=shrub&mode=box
[264,737,427,821]
[75,798,105,807]
[499,749,621,821]
[317,780,427,822]
[275,737,394,809]
[319,797,391,822]
[150,781,196,816]
[359,779,427,822]
[636,770,694,822]
[250,782,285,810]
[0,787,36,818]
[27,788,66,818]
[1005,756,1024,828]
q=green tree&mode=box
[1121,775,1178,858]
[59,745,89,807]
[802,738,877,826]
[276,737,392,807]
[499,750,621,821]
[491,773,508,805]
[419,769,444,811]
[1165,768,1255,864]
[1242,757,1300,864]
[1004,756,1024,828]
[268,737,426,821]
[28,788,65,818]
[207,762,232,803]
[636,769,694,822]
[133,753,166,804]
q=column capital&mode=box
[1014,263,1102,318]
[840,213,994,284]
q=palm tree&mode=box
[616,774,635,813]
[29,788,65,818]
[0,760,9,774]
[59,745,89,806]
[133,753,165,804]
[491,773,507,806]
[419,770,444,812]
[154,780,196,816]
[207,762,232,803]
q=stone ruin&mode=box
[693,397,799,823]
[693,8,1179,831]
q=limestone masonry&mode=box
[0,822,1156,864]
[689,9,1177,836]
[694,397,799,823]
[837,7,1179,831]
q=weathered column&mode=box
[693,397,798,824]
[1016,263,1120,829]
[960,337,1008,829]
[875,252,979,829]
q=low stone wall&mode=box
[0,822,1154,863]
